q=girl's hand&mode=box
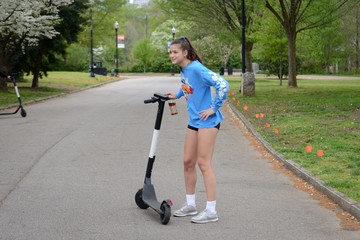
[166,91,177,99]
[199,107,215,121]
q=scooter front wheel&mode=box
[160,202,171,225]
[20,108,27,118]
[135,189,149,209]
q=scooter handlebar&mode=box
[144,97,158,104]
[144,93,169,104]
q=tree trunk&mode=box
[0,56,8,90]
[31,49,43,88]
[287,31,297,87]
[0,78,7,90]
[245,41,253,72]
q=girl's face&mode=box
[169,44,189,67]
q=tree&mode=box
[74,0,143,71]
[23,0,89,88]
[150,19,192,53]
[157,0,263,73]
[133,38,156,72]
[193,35,236,69]
[340,1,360,72]
[0,0,72,89]
[264,0,359,87]
[254,14,288,83]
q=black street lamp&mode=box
[241,0,246,74]
[115,21,119,76]
[90,0,95,77]
[239,0,245,92]
[171,27,176,76]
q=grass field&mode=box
[0,72,121,108]
[226,76,360,202]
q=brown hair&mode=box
[171,36,203,64]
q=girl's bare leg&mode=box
[197,127,218,201]
[183,128,198,195]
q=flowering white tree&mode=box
[0,0,73,88]
[193,35,236,69]
[150,19,192,53]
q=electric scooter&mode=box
[0,74,27,118]
[135,93,173,225]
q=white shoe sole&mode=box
[173,211,198,217]
[191,217,219,224]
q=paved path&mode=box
[0,76,359,240]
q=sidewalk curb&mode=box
[0,78,123,112]
[228,102,360,221]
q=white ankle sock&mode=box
[186,194,196,207]
[206,200,216,212]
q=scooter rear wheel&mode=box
[160,202,171,225]
[135,189,149,209]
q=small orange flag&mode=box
[317,150,324,156]
[306,146,312,152]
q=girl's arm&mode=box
[202,71,229,112]
[166,88,183,99]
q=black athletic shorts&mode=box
[187,123,220,131]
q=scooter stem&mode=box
[145,99,165,180]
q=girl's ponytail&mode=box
[171,36,203,64]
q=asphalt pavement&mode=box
[0,76,359,240]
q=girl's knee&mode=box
[198,158,212,173]
[183,157,196,170]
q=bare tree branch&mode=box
[265,0,284,26]
[295,0,312,24]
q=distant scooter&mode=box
[135,93,172,225]
[0,74,27,118]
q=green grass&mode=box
[226,76,360,202]
[23,71,119,87]
[0,71,121,108]
[0,87,68,107]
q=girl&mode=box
[166,36,229,224]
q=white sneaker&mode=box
[173,203,198,217]
[191,209,219,223]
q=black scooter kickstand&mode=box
[135,93,173,225]
[0,74,27,118]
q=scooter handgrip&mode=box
[144,97,158,104]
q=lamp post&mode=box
[171,27,176,76]
[241,0,246,74]
[239,0,245,91]
[90,0,95,77]
[115,21,119,76]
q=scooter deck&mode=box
[142,183,162,213]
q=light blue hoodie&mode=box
[176,60,229,128]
